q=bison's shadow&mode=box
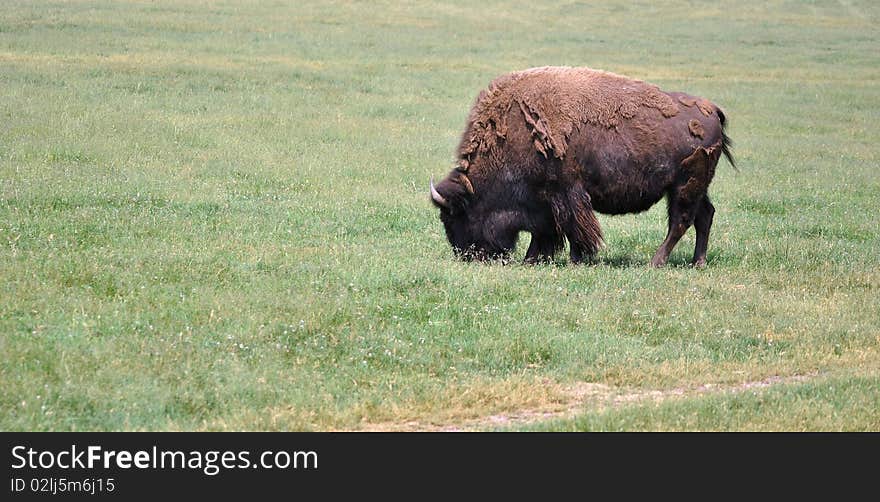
[587,249,726,268]
[589,254,643,268]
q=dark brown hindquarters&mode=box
[650,144,722,267]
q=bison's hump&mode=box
[459,66,680,163]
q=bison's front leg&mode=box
[558,182,603,265]
[523,231,561,264]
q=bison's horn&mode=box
[430,177,449,208]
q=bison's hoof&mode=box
[692,257,707,268]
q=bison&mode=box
[429,66,735,267]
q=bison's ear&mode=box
[429,174,471,212]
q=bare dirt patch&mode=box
[351,373,818,432]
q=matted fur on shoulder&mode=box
[458,66,679,166]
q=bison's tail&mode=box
[716,106,737,171]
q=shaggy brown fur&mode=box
[678,95,698,107]
[688,119,705,139]
[458,66,680,164]
[432,66,735,266]
[696,98,716,117]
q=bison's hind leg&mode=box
[692,196,715,267]
[650,195,697,267]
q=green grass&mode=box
[1,0,878,431]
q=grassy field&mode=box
[1,0,878,431]
[522,372,880,431]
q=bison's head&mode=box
[429,171,519,262]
